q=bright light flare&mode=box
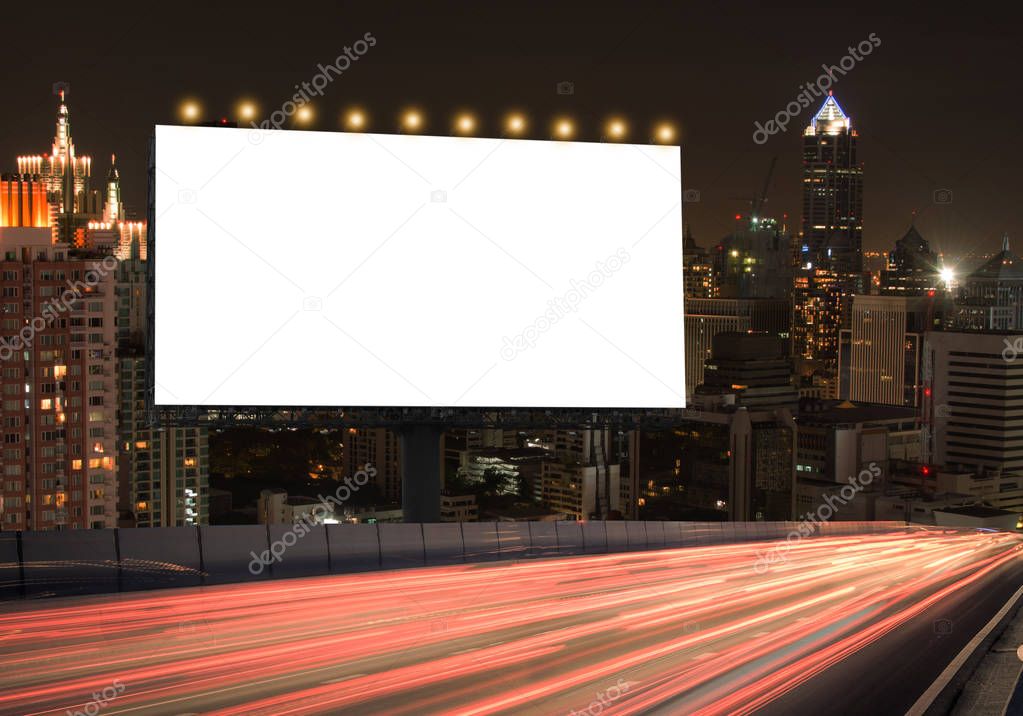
[553,118,574,140]
[505,113,527,135]
[402,109,423,132]
[940,266,955,286]
[454,113,476,135]
[606,118,627,140]
[294,105,314,125]
[654,122,676,143]
[345,109,367,131]
[179,100,201,123]
[236,101,258,122]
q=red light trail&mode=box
[0,528,1019,714]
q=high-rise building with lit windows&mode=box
[344,428,402,502]
[923,331,1023,482]
[0,227,118,530]
[683,227,716,299]
[953,235,1023,330]
[841,295,932,407]
[684,298,790,396]
[796,94,866,395]
[801,93,863,274]
[115,256,208,527]
[880,225,941,296]
[715,216,793,300]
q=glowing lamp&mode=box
[455,113,476,134]
[402,110,423,132]
[505,113,527,135]
[345,109,366,130]
[237,101,257,121]
[654,123,675,143]
[606,118,627,140]
[180,101,201,123]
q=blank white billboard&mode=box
[154,124,683,407]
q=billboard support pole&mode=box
[398,423,446,523]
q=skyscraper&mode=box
[698,332,799,413]
[683,226,716,299]
[795,94,866,397]
[684,298,790,396]
[879,225,941,296]
[0,227,118,530]
[841,295,932,406]
[954,235,1023,330]
[924,331,1023,481]
[715,216,793,300]
[115,255,209,527]
[801,93,863,274]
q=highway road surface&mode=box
[1,528,1021,715]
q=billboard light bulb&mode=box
[506,113,527,135]
[180,101,201,123]
[455,114,476,134]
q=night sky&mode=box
[2,2,1019,257]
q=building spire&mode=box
[1003,233,1011,252]
[103,154,123,223]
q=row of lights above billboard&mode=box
[177,100,677,143]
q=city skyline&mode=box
[0,4,1018,257]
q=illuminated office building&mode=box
[632,407,796,522]
[344,428,401,502]
[0,227,117,530]
[715,216,792,300]
[698,332,798,413]
[923,331,1023,483]
[801,93,863,274]
[115,257,209,527]
[840,295,933,407]
[684,298,790,398]
[953,235,1023,330]
[536,428,621,520]
[683,227,716,299]
[879,225,941,296]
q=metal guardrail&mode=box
[0,520,909,601]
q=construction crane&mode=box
[752,155,778,219]
[731,155,778,221]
